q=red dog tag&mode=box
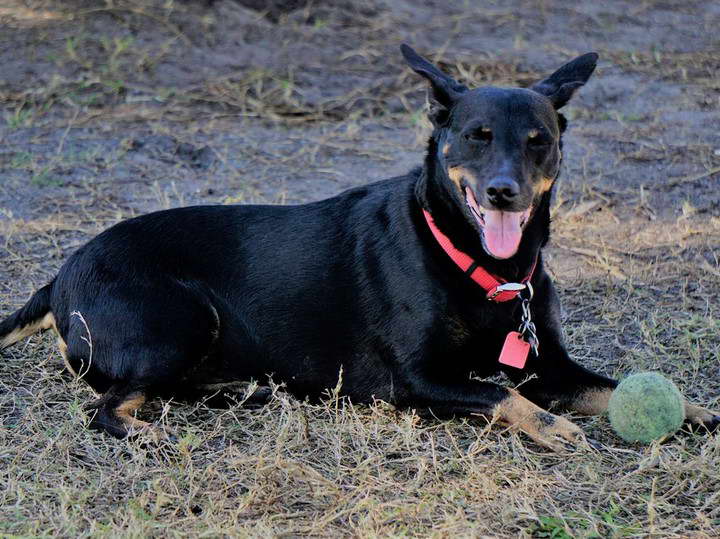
[498,331,530,369]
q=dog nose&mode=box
[486,177,519,205]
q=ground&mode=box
[1,0,719,536]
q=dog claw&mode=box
[531,426,586,453]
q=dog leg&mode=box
[408,375,587,451]
[87,386,170,441]
[504,347,617,412]
[568,386,614,415]
[509,345,720,432]
[493,388,587,452]
[571,386,720,431]
[502,279,614,413]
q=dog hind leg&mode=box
[87,385,154,439]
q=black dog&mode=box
[2,45,717,450]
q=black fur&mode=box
[4,46,716,442]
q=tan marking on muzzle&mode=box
[536,177,555,195]
[447,166,477,193]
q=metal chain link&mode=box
[518,283,539,356]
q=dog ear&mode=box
[557,112,568,133]
[531,53,598,109]
[401,44,467,126]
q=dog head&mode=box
[402,44,597,260]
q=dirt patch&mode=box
[2,0,720,536]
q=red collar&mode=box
[422,209,537,302]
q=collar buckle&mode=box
[486,282,526,301]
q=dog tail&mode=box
[0,282,54,350]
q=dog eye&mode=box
[528,130,550,147]
[465,127,493,143]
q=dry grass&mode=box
[2,0,720,537]
[2,252,720,538]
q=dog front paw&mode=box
[496,389,589,452]
[521,412,588,452]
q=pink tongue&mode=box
[483,210,523,259]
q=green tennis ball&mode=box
[608,372,685,444]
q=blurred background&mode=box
[1,1,718,222]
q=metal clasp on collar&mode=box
[487,282,526,301]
